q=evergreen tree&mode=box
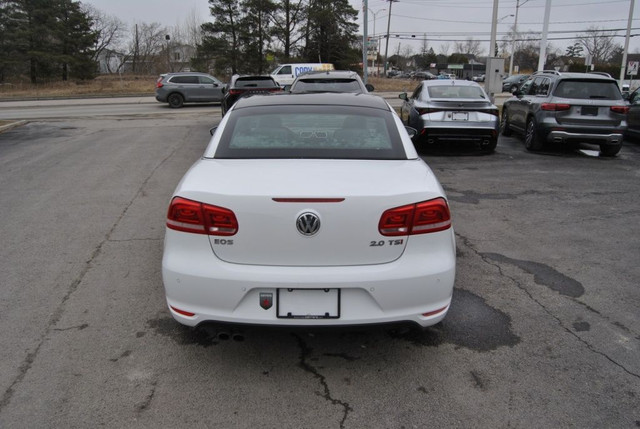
[199,0,242,74]
[0,0,97,83]
[56,0,98,80]
[240,0,276,73]
[302,0,358,68]
[270,0,306,60]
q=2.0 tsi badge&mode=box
[296,212,321,236]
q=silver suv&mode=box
[155,72,226,108]
[501,71,628,156]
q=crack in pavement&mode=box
[0,127,194,414]
[456,232,640,380]
[135,380,158,413]
[293,334,352,429]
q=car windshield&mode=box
[214,105,406,160]
[292,79,361,93]
[554,80,622,100]
[425,85,486,99]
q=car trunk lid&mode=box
[175,159,444,266]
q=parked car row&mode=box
[156,70,636,157]
[155,70,374,113]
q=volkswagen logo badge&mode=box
[296,212,320,236]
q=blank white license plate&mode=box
[452,112,469,121]
[277,289,340,319]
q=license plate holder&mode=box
[581,106,598,116]
[277,288,340,319]
[451,112,469,121]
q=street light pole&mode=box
[620,0,635,85]
[509,0,530,76]
[369,8,386,77]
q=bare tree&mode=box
[129,22,168,74]
[454,37,484,57]
[171,7,204,48]
[420,34,428,55]
[83,5,128,73]
[575,26,622,64]
[439,42,450,57]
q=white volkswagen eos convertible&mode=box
[162,92,456,329]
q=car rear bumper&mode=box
[419,123,499,144]
[545,130,624,145]
[162,229,456,328]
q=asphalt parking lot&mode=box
[0,109,638,427]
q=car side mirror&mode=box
[365,83,374,92]
[283,84,291,92]
[399,92,408,101]
[209,126,217,136]
[221,87,227,94]
[404,126,417,139]
[622,92,630,101]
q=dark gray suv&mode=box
[155,72,226,108]
[501,71,628,156]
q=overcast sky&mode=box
[82,0,640,57]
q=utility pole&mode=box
[619,0,635,85]
[363,0,369,84]
[509,0,519,75]
[383,0,397,77]
[537,0,552,71]
[489,0,498,57]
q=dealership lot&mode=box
[0,109,638,427]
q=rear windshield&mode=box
[554,80,622,100]
[233,77,278,88]
[292,79,362,93]
[425,85,486,99]
[214,105,406,160]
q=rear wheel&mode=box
[600,144,621,157]
[524,117,544,152]
[500,109,513,136]
[168,93,184,108]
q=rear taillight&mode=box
[610,105,629,114]
[417,108,443,115]
[229,89,243,95]
[487,108,499,117]
[166,197,238,236]
[541,103,571,111]
[156,77,163,88]
[378,198,451,236]
[269,87,283,92]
